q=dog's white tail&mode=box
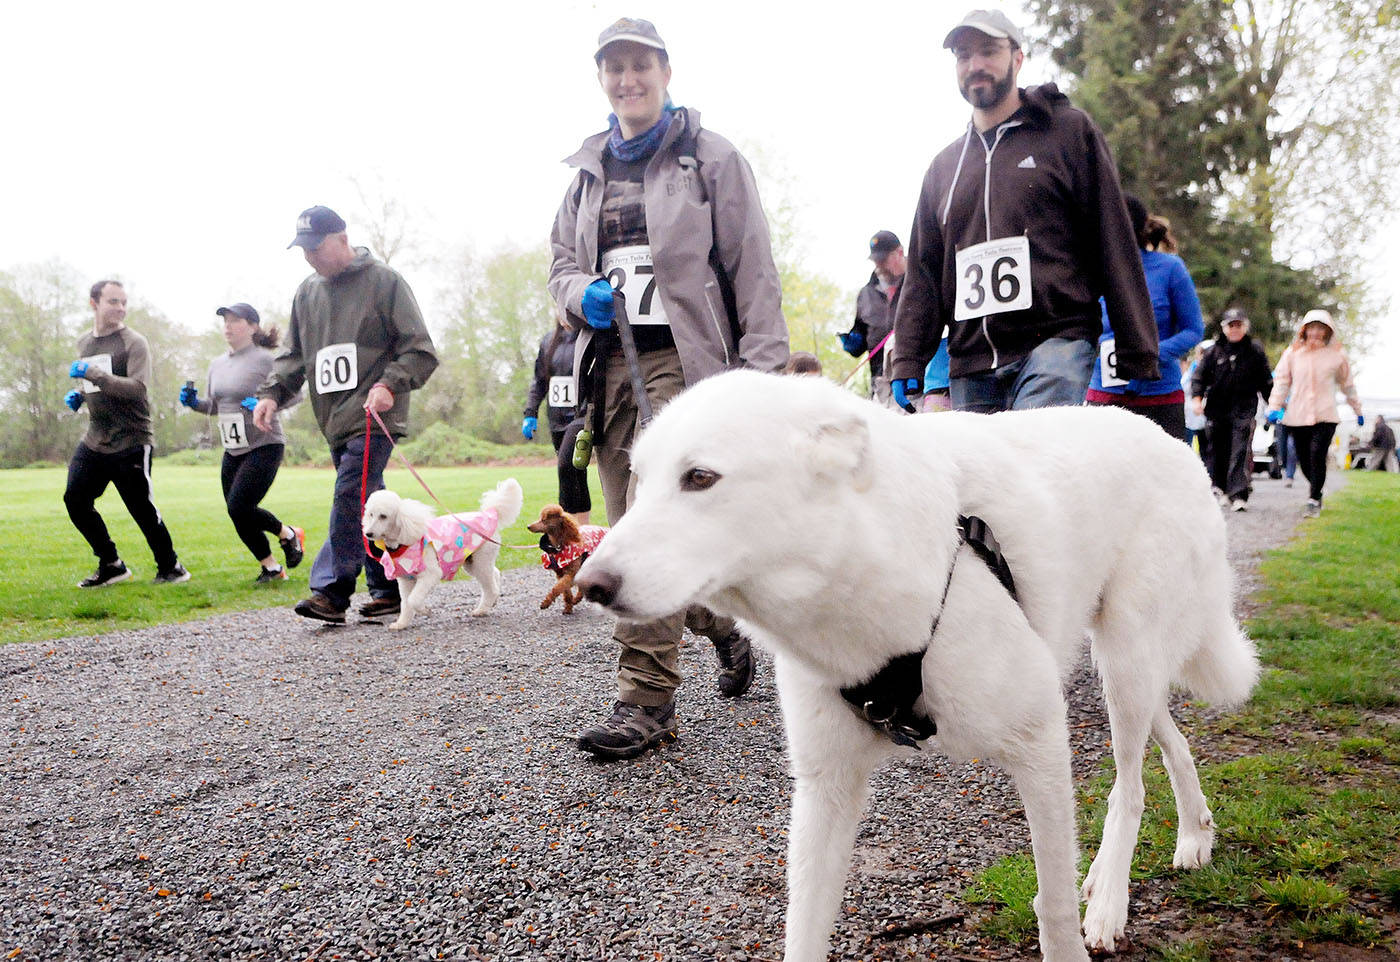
[1178,619,1259,708]
[482,478,524,529]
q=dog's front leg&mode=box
[777,656,887,962]
[392,563,442,630]
[1003,719,1091,962]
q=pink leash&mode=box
[837,330,895,388]
[366,408,536,550]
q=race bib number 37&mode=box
[954,236,1032,321]
[313,343,358,395]
[601,245,669,326]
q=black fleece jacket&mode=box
[892,83,1157,382]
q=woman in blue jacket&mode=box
[1086,195,1204,439]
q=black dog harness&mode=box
[838,515,1017,749]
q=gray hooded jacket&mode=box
[549,108,788,386]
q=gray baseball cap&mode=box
[944,9,1027,49]
[594,17,667,61]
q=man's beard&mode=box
[960,64,1015,110]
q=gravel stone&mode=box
[0,471,1336,960]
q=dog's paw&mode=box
[1172,818,1215,870]
[387,620,410,631]
[470,606,490,617]
[539,598,552,610]
[1081,888,1128,954]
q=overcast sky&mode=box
[3,0,1395,397]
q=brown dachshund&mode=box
[527,505,608,614]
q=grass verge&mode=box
[0,461,601,646]
[963,472,1400,957]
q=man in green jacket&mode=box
[254,206,438,625]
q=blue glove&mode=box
[1266,408,1284,424]
[179,384,199,408]
[581,279,615,330]
[240,396,258,412]
[892,377,922,414]
[64,389,84,412]
[521,416,538,440]
[837,330,866,356]
[69,360,89,379]
[1356,414,1364,427]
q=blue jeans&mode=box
[309,434,398,610]
[950,337,1095,413]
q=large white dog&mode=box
[577,371,1258,962]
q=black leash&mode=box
[839,515,1018,749]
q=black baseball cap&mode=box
[869,230,902,261]
[216,303,261,325]
[1222,307,1249,326]
[288,205,347,250]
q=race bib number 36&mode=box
[218,412,250,451]
[548,376,576,409]
[314,343,358,395]
[601,245,669,326]
[954,236,1032,321]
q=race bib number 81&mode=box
[314,343,358,395]
[548,376,576,408]
[601,245,669,326]
[954,236,1032,321]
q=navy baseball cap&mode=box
[216,303,261,325]
[288,206,347,250]
[869,230,902,261]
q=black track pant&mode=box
[222,443,285,561]
[64,442,178,571]
[1288,422,1337,503]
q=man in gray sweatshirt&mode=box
[254,206,439,625]
[64,279,189,587]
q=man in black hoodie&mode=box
[891,9,1157,413]
[1191,307,1273,511]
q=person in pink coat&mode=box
[1267,309,1363,517]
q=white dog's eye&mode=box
[680,468,721,492]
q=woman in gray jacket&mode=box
[548,16,789,761]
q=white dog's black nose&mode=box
[577,569,619,607]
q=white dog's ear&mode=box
[807,413,874,492]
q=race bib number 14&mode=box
[313,343,358,395]
[954,236,1032,321]
[218,412,250,451]
[601,245,669,326]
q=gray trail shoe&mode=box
[578,700,677,760]
[712,629,755,697]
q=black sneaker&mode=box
[152,563,191,584]
[358,597,401,619]
[78,560,132,588]
[712,629,756,697]
[280,526,305,569]
[578,700,677,760]
[294,594,346,625]
[255,565,287,584]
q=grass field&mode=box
[966,471,1400,957]
[0,461,602,645]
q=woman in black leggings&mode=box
[522,318,591,524]
[180,304,305,580]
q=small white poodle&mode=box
[361,478,523,629]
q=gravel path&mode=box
[0,471,1340,961]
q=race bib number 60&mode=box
[313,343,358,395]
[954,236,1032,321]
[601,245,669,326]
